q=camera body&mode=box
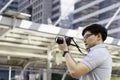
[55,36,73,46]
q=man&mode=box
[58,24,112,80]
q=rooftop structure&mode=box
[0,13,120,79]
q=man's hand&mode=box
[58,37,69,52]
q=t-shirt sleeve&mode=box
[81,49,108,70]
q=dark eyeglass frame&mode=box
[83,34,94,40]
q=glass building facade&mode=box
[73,0,120,38]
[18,0,74,29]
[0,0,18,12]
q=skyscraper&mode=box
[19,0,52,24]
[73,0,120,38]
[18,0,74,29]
[0,0,18,12]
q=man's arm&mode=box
[64,52,90,78]
[58,37,90,78]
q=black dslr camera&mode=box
[55,36,84,54]
[55,36,73,46]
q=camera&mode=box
[55,36,73,46]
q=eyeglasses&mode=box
[83,34,94,40]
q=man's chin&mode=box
[85,46,90,50]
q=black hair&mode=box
[82,24,107,41]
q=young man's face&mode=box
[83,31,98,50]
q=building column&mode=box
[9,66,12,80]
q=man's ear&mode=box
[97,33,102,41]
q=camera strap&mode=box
[71,38,85,55]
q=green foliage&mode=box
[111,77,120,80]
[65,75,78,80]
[52,73,120,80]
[52,73,78,80]
[52,73,62,80]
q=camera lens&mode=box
[55,36,73,46]
[55,37,64,44]
[65,36,73,46]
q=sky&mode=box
[61,0,78,18]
